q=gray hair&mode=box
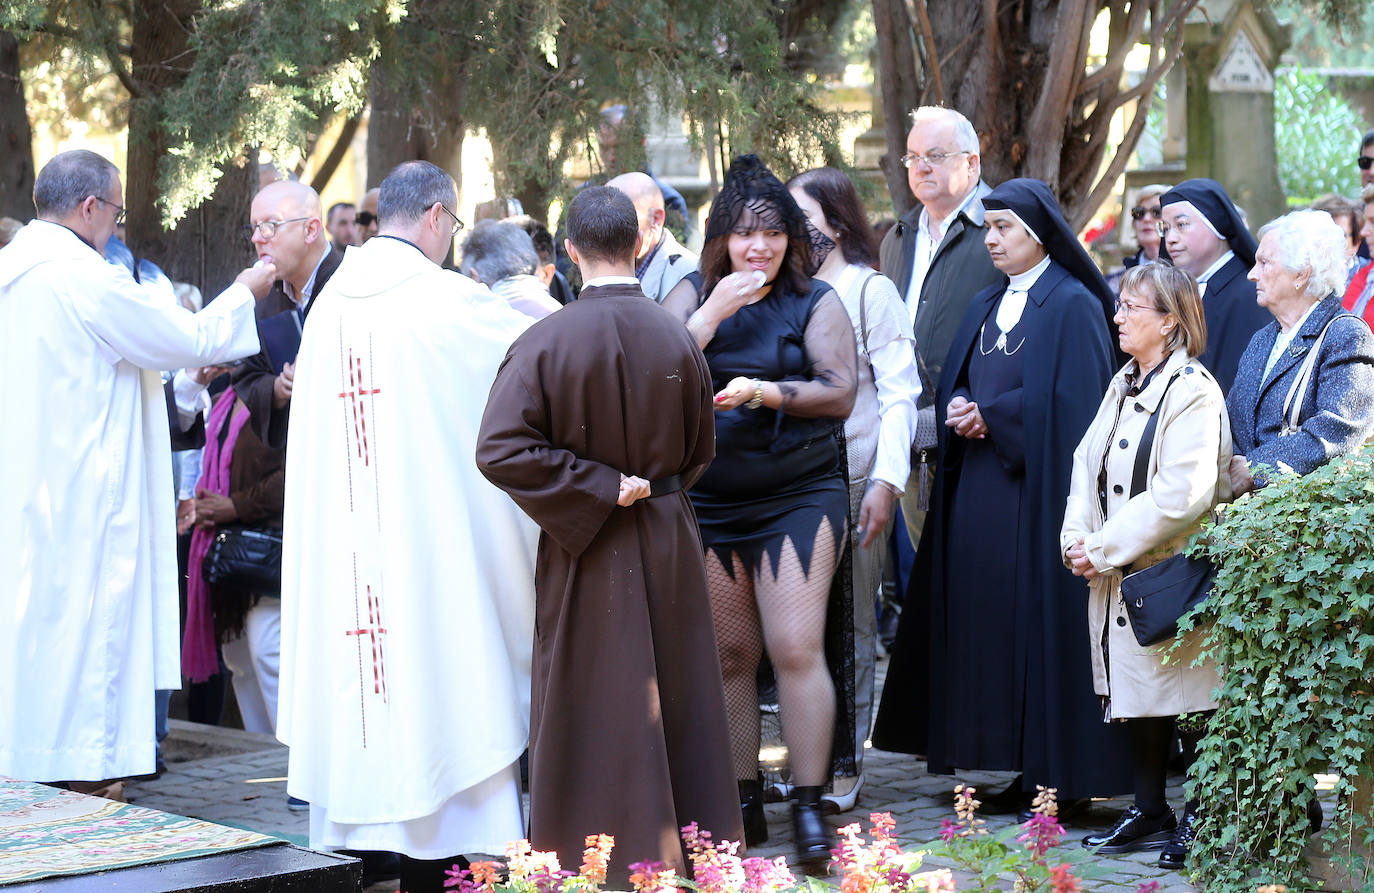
[910,106,979,154]
[33,150,119,218]
[1257,209,1350,299]
[460,220,540,284]
[377,161,457,225]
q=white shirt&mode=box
[907,186,981,327]
[1196,250,1235,297]
[283,242,333,311]
[994,255,1052,332]
[832,264,923,492]
[1262,299,1321,382]
[582,275,642,288]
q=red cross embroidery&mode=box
[337,348,381,466]
[345,585,389,701]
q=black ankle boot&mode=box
[791,785,832,871]
[739,778,768,847]
[1158,805,1198,870]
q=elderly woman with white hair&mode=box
[1228,209,1374,495]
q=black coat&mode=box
[1197,254,1269,397]
[231,245,344,447]
[873,260,1133,799]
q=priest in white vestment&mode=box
[0,150,275,784]
[277,161,537,891]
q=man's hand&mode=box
[1065,538,1099,580]
[273,362,294,409]
[1229,455,1254,496]
[190,364,234,385]
[617,474,651,507]
[193,490,238,529]
[176,498,197,535]
[856,481,897,549]
[945,395,987,439]
[235,261,278,299]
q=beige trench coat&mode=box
[1061,348,1232,719]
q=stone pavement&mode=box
[126,717,1218,892]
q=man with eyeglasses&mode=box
[1159,178,1270,394]
[0,149,275,793]
[277,161,537,893]
[230,179,343,447]
[877,107,1003,550]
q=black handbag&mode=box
[1117,370,1215,647]
[202,525,283,595]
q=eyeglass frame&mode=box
[1156,218,1196,238]
[93,196,126,226]
[1114,298,1163,317]
[438,204,465,236]
[241,217,311,242]
[1359,154,1374,171]
[1130,205,1163,221]
[899,150,971,170]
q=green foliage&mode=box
[1273,67,1364,205]
[1181,445,1374,891]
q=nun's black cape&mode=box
[1160,178,1268,395]
[873,182,1131,800]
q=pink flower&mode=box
[1016,811,1064,859]
[1136,883,1162,893]
[938,818,957,843]
[741,856,795,893]
[628,860,676,893]
[1049,863,1082,893]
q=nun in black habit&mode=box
[873,179,1131,810]
[1159,179,1269,395]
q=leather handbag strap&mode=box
[1129,371,1184,498]
[1280,316,1338,435]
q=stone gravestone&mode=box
[1181,0,1290,227]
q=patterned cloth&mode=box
[0,776,276,884]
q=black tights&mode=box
[1128,713,1210,817]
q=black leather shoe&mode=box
[979,776,1030,815]
[1083,805,1177,854]
[791,785,832,871]
[739,777,768,847]
[1158,806,1197,870]
[1018,797,1091,825]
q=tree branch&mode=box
[902,0,944,106]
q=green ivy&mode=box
[1181,445,1374,891]
[1273,66,1364,205]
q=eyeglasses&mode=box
[1130,205,1162,221]
[1115,298,1161,317]
[1157,219,1193,238]
[94,196,126,226]
[900,150,970,169]
[438,204,465,236]
[1359,155,1374,171]
[242,217,310,241]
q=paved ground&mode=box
[126,716,1217,892]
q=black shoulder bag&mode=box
[1118,371,1216,647]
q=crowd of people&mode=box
[3,111,1374,892]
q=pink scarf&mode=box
[182,387,250,682]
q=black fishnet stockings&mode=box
[706,522,838,786]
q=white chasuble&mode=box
[277,237,538,856]
[0,221,260,783]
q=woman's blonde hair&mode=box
[1119,263,1208,359]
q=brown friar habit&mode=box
[476,282,744,881]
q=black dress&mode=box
[688,275,849,576]
[942,307,1027,768]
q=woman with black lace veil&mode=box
[663,155,857,868]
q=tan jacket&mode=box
[1061,348,1232,719]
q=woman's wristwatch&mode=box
[746,380,764,410]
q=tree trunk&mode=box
[0,30,35,221]
[364,69,464,190]
[125,0,255,296]
[872,0,920,217]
